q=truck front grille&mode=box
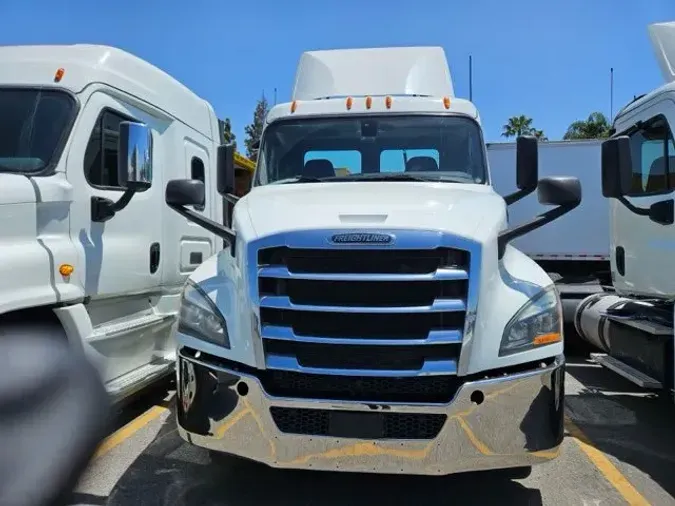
[260,370,462,403]
[270,407,447,440]
[251,229,477,403]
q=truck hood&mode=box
[240,182,507,243]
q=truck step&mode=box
[106,360,175,402]
[590,353,663,389]
[90,313,173,342]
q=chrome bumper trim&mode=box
[176,353,565,476]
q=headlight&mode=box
[499,284,562,356]
[178,280,230,348]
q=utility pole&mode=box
[610,67,614,120]
[469,55,473,102]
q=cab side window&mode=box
[626,116,675,197]
[84,109,143,190]
[190,156,205,211]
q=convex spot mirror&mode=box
[601,136,633,199]
[166,179,205,208]
[537,176,582,207]
[118,121,153,191]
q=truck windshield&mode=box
[0,88,76,174]
[255,115,487,185]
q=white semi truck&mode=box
[0,45,226,401]
[489,140,609,323]
[163,46,581,477]
[575,21,675,395]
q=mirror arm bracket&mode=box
[168,204,237,252]
[223,193,240,206]
[503,187,535,206]
[497,202,579,259]
[91,189,136,223]
[616,196,650,216]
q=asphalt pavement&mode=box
[68,357,675,506]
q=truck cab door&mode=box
[68,92,165,298]
[66,91,169,386]
[611,97,675,297]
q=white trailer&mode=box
[0,45,225,402]
[575,20,675,396]
[164,45,583,478]
[488,140,610,322]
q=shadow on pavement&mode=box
[565,360,675,499]
[107,410,543,506]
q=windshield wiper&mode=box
[273,175,331,184]
[337,173,454,183]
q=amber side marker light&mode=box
[365,96,372,109]
[385,96,392,109]
[533,332,561,346]
[54,68,65,83]
[290,100,297,113]
[59,264,74,277]
[346,97,353,110]
[443,96,451,109]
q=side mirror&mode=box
[498,175,582,258]
[601,136,633,198]
[166,179,205,207]
[516,135,539,192]
[91,121,153,222]
[217,144,236,196]
[165,178,236,245]
[537,176,582,207]
[118,122,153,191]
[503,135,539,205]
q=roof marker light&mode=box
[365,96,372,109]
[346,97,353,110]
[54,68,65,83]
[443,96,451,109]
[291,100,297,113]
[385,96,392,109]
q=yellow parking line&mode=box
[565,416,651,506]
[93,405,169,459]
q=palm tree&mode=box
[531,128,548,141]
[563,112,611,140]
[501,115,534,138]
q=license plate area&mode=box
[329,411,384,439]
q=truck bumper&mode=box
[176,351,565,476]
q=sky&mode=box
[2,0,674,147]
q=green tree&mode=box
[244,93,270,161]
[563,112,611,140]
[531,128,548,141]
[501,115,534,138]
[219,117,236,149]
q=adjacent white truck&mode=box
[575,21,675,396]
[165,46,581,477]
[0,45,224,401]
[489,140,610,322]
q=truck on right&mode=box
[575,20,675,396]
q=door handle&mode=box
[150,243,160,274]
